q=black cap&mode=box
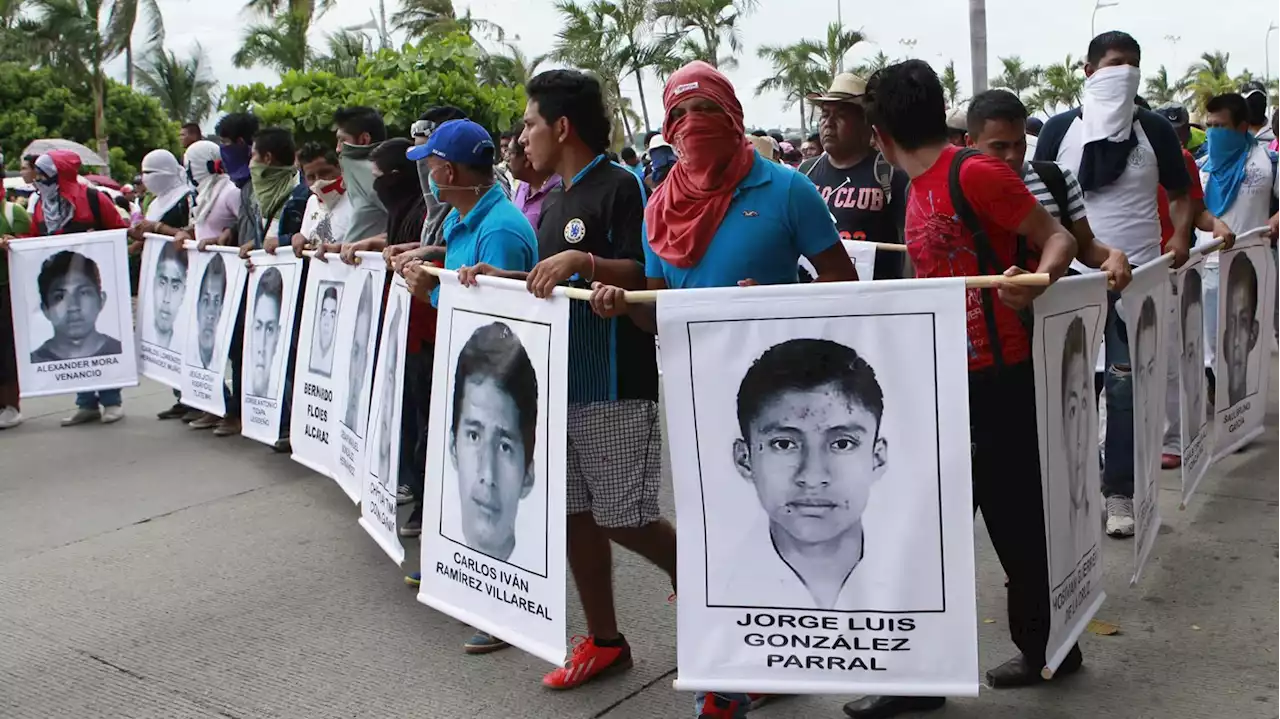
[1240,79,1267,97]
[1026,117,1044,133]
[1157,104,1189,127]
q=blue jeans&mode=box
[694,693,752,718]
[1102,290,1134,498]
[76,389,122,410]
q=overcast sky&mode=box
[118,0,1278,132]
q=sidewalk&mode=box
[0,367,1274,719]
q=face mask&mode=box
[426,163,491,198]
[1206,127,1250,164]
[671,112,743,171]
[428,173,442,201]
[311,176,346,207]
[220,143,252,183]
[1081,65,1141,140]
[35,175,58,190]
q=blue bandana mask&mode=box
[1203,127,1254,217]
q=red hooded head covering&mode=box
[645,61,756,269]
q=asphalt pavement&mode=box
[1,369,1275,719]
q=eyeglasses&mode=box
[410,120,438,139]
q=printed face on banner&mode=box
[1133,296,1163,488]
[247,267,286,399]
[308,281,342,378]
[374,296,402,485]
[27,247,124,363]
[694,316,943,613]
[440,310,550,578]
[1179,269,1206,431]
[142,241,188,350]
[1222,250,1261,408]
[344,274,376,434]
[1042,309,1103,588]
[189,253,229,371]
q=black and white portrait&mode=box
[343,274,375,434]
[188,253,228,371]
[693,315,944,612]
[308,281,342,378]
[374,297,402,486]
[440,310,551,578]
[142,240,188,350]
[1179,268,1206,430]
[1133,295,1162,485]
[247,267,285,399]
[1042,310,1102,587]
[1221,250,1261,408]
[27,249,123,363]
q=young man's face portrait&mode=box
[1061,347,1091,512]
[1181,297,1205,426]
[349,298,373,416]
[250,293,281,396]
[153,257,186,339]
[318,296,338,354]
[42,268,105,343]
[452,376,534,559]
[1224,264,1259,405]
[197,269,225,361]
[734,383,887,546]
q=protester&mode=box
[130,150,194,247]
[19,154,38,187]
[507,129,561,229]
[458,68,674,690]
[646,133,677,190]
[0,189,33,429]
[241,126,305,256]
[831,59,1076,717]
[334,106,390,247]
[22,150,130,426]
[946,105,968,146]
[273,143,351,256]
[180,122,203,149]
[619,146,645,184]
[1241,81,1276,148]
[1035,31,1194,538]
[800,132,822,158]
[586,59,858,719]
[800,73,909,278]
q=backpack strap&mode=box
[799,155,822,178]
[1030,160,1073,236]
[85,187,105,230]
[872,152,894,205]
[948,148,1008,370]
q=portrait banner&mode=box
[1212,235,1275,458]
[239,251,303,446]
[179,247,247,415]
[659,279,978,696]
[358,272,409,565]
[842,240,878,279]
[1175,253,1212,506]
[136,233,191,389]
[1120,254,1174,585]
[290,254,385,495]
[1031,273,1107,673]
[8,230,138,398]
[418,273,569,667]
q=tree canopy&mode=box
[221,32,525,145]
[0,61,178,179]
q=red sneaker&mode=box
[542,635,633,690]
[1161,453,1182,470]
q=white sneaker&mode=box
[0,406,22,429]
[1105,496,1135,537]
[101,405,125,424]
[61,408,101,427]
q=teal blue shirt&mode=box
[432,184,538,306]
[643,152,840,288]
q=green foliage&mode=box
[0,62,178,175]
[222,33,525,145]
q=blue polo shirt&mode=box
[644,152,840,288]
[432,184,538,306]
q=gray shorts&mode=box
[566,399,663,528]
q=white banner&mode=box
[1031,273,1107,673]
[659,279,978,696]
[418,273,569,667]
[842,240,878,279]
[8,230,138,398]
[290,255,385,496]
[240,251,303,446]
[180,247,247,416]
[1212,235,1275,458]
[358,272,409,565]
[1176,253,1212,505]
[1121,254,1174,585]
[136,234,190,389]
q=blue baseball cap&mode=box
[405,119,495,165]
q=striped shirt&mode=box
[1021,161,1087,223]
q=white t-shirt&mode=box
[718,518,872,611]
[1195,144,1277,267]
[299,193,353,246]
[1053,117,1164,265]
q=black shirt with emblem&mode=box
[536,156,658,404]
[800,153,908,279]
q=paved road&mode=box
[1,372,1275,719]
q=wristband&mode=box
[587,252,596,282]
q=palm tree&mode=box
[989,55,1041,101]
[134,42,217,123]
[233,9,312,74]
[796,23,866,86]
[1143,65,1185,107]
[550,2,635,143]
[1182,51,1236,114]
[852,50,892,78]
[756,43,819,132]
[477,41,547,88]
[104,0,163,87]
[653,0,756,69]
[940,59,962,107]
[1037,54,1084,113]
[311,29,371,78]
[392,0,504,46]
[26,0,120,159]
